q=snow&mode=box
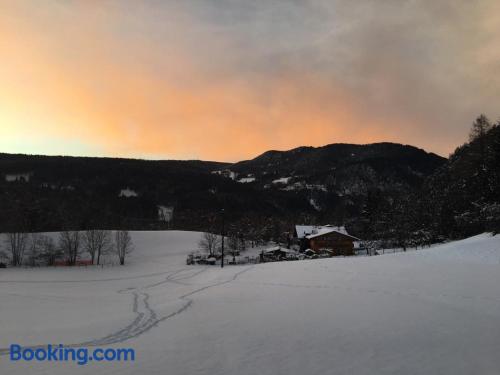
[211,169,237,180]
[307,183,327,192]
[263,246,295,254]
[1,231,500,374]
[406,233,500,265]
[281,182,327,192]
[119,188,138,198]
[5,172,32,182]
[295,224,316,238]
[295,225,351,238]
[272,177,291,184]
[306,227,336,238]
[237,177,256,183]
[309,198,321,211]
[306,227,360,240]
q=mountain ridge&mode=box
[0,141,444,166]
[0,142,446,234]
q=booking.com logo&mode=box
[9,344,135,365]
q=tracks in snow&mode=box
[0,266,254,355]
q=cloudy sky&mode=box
[1,0,499,161]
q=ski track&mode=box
[0,266,253,356]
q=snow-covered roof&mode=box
[306,229,360,241]
[295,225,359,240]
[305,228,336,239]
[295,225,315,238]
[295,225,346,237]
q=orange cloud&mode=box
[0,10,405,161]
[2,1,498,161]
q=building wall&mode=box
[309,232,354,256]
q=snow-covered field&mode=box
[1,231,500,375]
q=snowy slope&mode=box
[407,233,500,265]
[1,231,500,375]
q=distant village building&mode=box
[294,225,360,256]
[263,246,297,261]
[158,205,174,223]
[211,169,237,180]
[119,188,138,197]
[5,172,32,182]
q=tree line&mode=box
[360,114,500,250]
[0,230,133,267]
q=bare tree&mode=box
[39,235,60,266]
[115,230,133,265]
[84,230,111,265]
[5,232,28,266]
[239,232,246,252]
[198,232,220,257]
[59,231,81,265]
[228,233,239,262]
[0,241,10,265]
[0,250,8,265]
[362,240,381,256]
[27,233,43,266]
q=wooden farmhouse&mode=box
[295,225,360,256]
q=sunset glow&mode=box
[1,1,500,161]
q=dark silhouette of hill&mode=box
[0,142,445,235]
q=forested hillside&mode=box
[3,116,498,247]
[0,142,444,239]
[362,115,500,249]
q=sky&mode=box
[1,0,499,162]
